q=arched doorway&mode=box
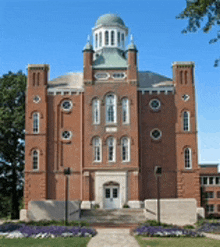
[103,181,120,209]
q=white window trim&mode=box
[122,98,130,124]
[93,137,102,162]
[106,94,117,124]
[107,137,116,162]
[201,176,220,186]
[150,128,162,141]
[149,99,161,111]
[33,112,40,134]
[32,150,39,171]
[121,137,130,162]
[183,111,190,132]
[206,204,214,213]
[92,99,100,125]
[184,147,192,169]
[61,130,72,140]
[61,100,73,112]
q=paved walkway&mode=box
[87,228,140,247]
[203,232,220,240]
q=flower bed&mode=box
[0,223,97,239]
[134,225,204,237]
[198,222,220,233]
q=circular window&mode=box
[62,131,72,140]
[182,94,190,102]
[33,95,41,103]
[149,99,161,111]
[150,129,162,140]
[61,100,72,111]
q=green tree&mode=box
[0,71,26,219]
[177,0,220,66]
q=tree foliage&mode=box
[0,71,26,219]
[177,0,220,66]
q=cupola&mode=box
[92,14,128,52]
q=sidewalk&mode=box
[203,232,220,240]
[87,228,140,247]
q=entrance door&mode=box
[104,185,120,209]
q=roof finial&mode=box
[131,34,134,44]
[87,35,91,44]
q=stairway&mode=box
[80,209,146,227]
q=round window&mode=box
[150,129,162,140]
[62,131,72,140]
[61,100,72,111]
[149,99,161,111]
[33,95,41,103]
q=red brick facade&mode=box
[24,14,202,210]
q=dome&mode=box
[96,14,125,27]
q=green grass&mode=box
[0,237,91,247]
[135,236,220,247]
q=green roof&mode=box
[93,48,127,69]
[96,14,125,27]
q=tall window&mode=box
[99,32,102,47]
[33,73,36,86]
[33,112,39,133]
[122,137,130,162]
[122,98,129,124]
[92,98,100,124]
[183,111,190,131]
[106,94,116,123]
[95,34,98,48]
[111,31,115,45]
[32,150,39,170]
[184,148,192,169]
[117,32,120,46]
[121,33,125,48]
[107,137,115,162]
[105,31,109,45]
[93,137,101,162]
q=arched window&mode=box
[33,112,39,133]
[117,32,120,46]
[122,137,130,162]
[183,111,190,131]
[99,32,102,47]
[122,98,129,124]
[107,137,115,162]
[184,148,192,169]
[121,33,125,48]
[32,150,39,170]
[105,31,109,45]
[93,137,101,162]
[95,34,98,48]
[106,94,116,123]
[92,98,100,124]
[111,31,115,46]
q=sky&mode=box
[0,0,220,164]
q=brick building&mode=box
[24,14,201,210]
[200,164,220,216]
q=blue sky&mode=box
[1,0,219,164]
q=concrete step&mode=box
[80,209,146,224]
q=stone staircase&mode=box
[79,209,146,227]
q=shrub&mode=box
[93,204,100,209]
[123,204,130,208]
[183,225,195,229]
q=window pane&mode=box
[105,31,109,45]
[183,111,190,131]
[203,177,207,185]
[94,138,101,161]
[184,148,191,168]
[108,138,115,161]
[106,95,116,123]
[209,177,214,185]
[117,32,120,46]
[113,188,118,198]
[93,99,100,124]
[99,32,102,47]
[122,98,129,123]
[33,113,39,133]
[33,150,38,170]
[111,31,115,45]
[105,188,110,198]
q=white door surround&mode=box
[95,171,127,209]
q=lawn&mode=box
[0,236,91,247]
[135,236,220,247]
